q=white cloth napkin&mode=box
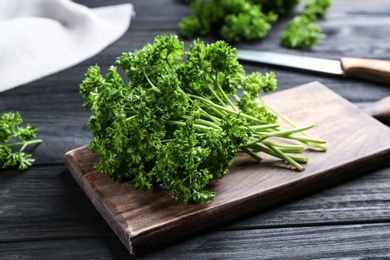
[0,0,134,92]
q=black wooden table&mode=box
[1,0,390,259]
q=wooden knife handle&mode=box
[340,57,390,85]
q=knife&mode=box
[237,50,390,122]
[236,50,390,85]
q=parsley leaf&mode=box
[0,112,42,170]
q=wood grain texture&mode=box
[2,223,390,259]
[64,82,390,254]
[1,165,389,245]
[0,166,113,243]
[145,223,390,259]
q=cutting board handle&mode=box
[340,57,390,85]
[364,95,390,122]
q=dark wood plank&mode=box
[0,237,131,260]
[225,166,390,229]
[64,82,390,254]
[145,223,390,259]
[1,162,389,245]
[0,166,112,242]
[1,223,390,259]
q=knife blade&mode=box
[237,50,390,85]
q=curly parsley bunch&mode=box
[80,34,326,204]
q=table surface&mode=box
[1,0,390,259]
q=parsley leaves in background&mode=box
[281,15,323,49]
[80,34,326,204]
[178,0,332,48]
[178,0,280,43]
[0,112,42,170]
[281,0,332,48]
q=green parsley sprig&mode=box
[178,0,287,43]
[80,34,326,204]
[0,112,42,170]
[281,0,332,48]
[281,15,324,49]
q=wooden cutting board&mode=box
[64,81,390,254]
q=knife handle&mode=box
[340,57,390,85]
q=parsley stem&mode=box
[247,143,304,154]
[182,115,221,129]
[189,94,263,124]
[250,123,279,130]
[213,72,237,111]
[246,142,308,165]
[210,106,228,118]
[1,139,43,150]
[263,124,314,138]
[261,142,305,154]
[286,134,326,144]
[233,94,241,103]
[240,147,262,162]
[206,75,227,106]
[166,120,217,131]
[195,119,221,129]
[126,115,136,121]
[287,155,308,163]
[199,108,221,124]
[142,69,160,92]
[247,126,326,147]
[263,142,304,171]
[263,99,328,151]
